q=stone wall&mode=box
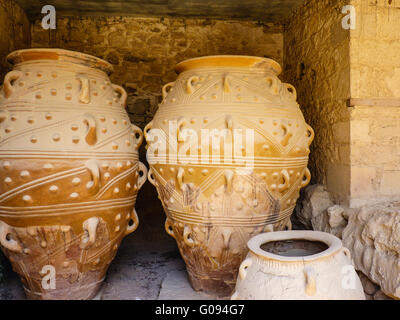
[31,16,283,129]
[348,0,400,207]
[283,0,351,205]
[0,0,30,80]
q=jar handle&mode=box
[186,76,199,94]
[137,162,147,190]
[112,84,127,106]
[4,71,23,99]
[78,77,91,104]
[266,76,279,95]
[131,124,143,149]
[301,168,311,188]
[162,82,175,100]
[165,218,175,239]
[144,120,153,142]
[82,217,99,246]
[125,209,139,236]
[306,125,315,146]
[85,159,100,194]
[183,225,195,247]
[239,258,252,280]
[83,113,97,145]
[342,247,352,258]
[284,83,297,100]
[177,167,184,191]
[278,169,290,192]
[304,266,317,296]
[147,168,157,186]
[0,221,22,253]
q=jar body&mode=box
[145,56,314,296]
[0,49,146,299]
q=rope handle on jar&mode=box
[162,82,175,100]
[0,221,22,253]
[111,84,127,106]
[4,70,23,99]
[125,209,139,236]
[137,162,147,190]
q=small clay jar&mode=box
[232,231,366,300]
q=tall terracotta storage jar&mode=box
[0,49,147,299]
[231,231,366,300]
[144,55,314,296]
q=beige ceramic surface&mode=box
[144,55,314,296]
[0,48,146,299]
[232,231,366,300]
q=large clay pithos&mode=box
[232,231,366,300]
[144,55,314,296]
[0,49,146,299]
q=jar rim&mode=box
[7,48,113,75]
[175,55,282,75]
[248,230,343,262]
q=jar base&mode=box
[187,269,236,298]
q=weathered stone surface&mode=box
[284,0,351,204]
[285,0,400,207]
[295,185,334,230]
[342,204,400,299]
[357,272,379,296]
[297,184,398,299]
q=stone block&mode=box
[350,166,376,198]
[380,171,400,195]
